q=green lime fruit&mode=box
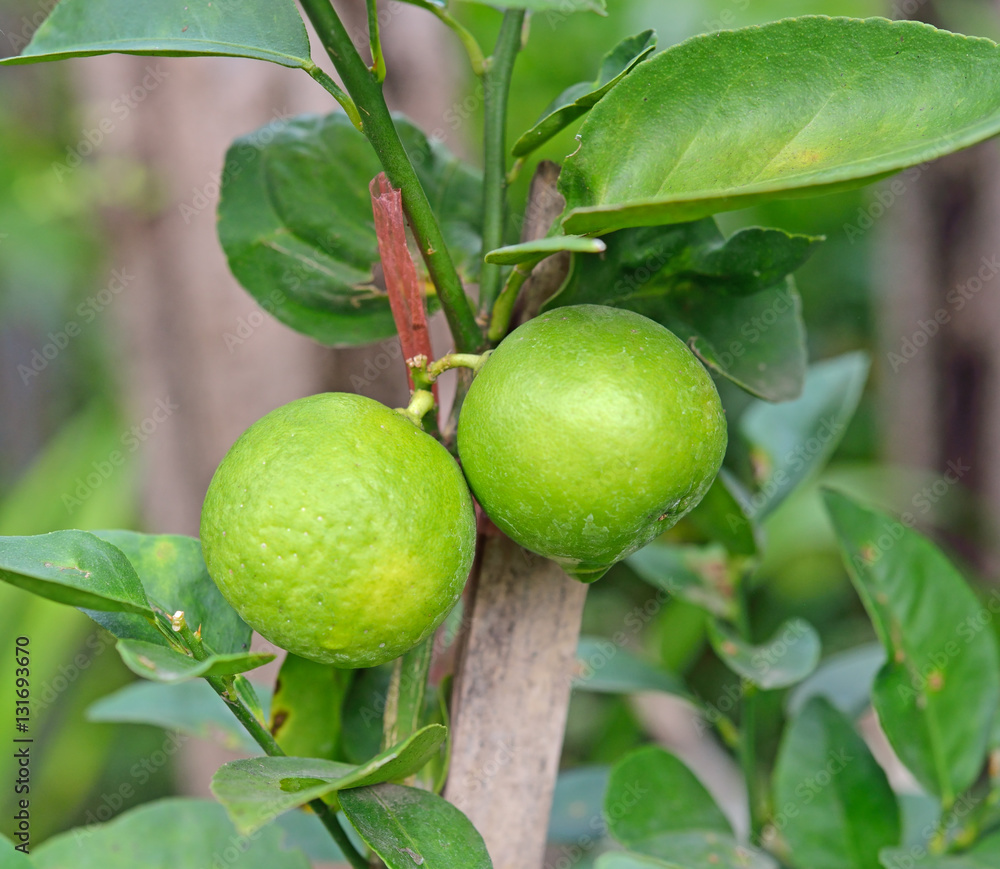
[200,393,476,668]
[457,305,727,581]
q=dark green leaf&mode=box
[87,680,266,753]
[549,766,610,842]
[218,112,481,346]
[679,471,759,557]
[774,698,900,869]
[546,221,812,400]
[708,618,821,691]
[512,30,656,158]
[0,531,151,615]
[32,798,310,868]
[825,490,1000,802]
[117,639,273,684]
[605,746,730,847]
[626,543,738,620]
[339,782,491,869]
[739,353,870,518]
[484,236,606,265]
[92,530,251,653]
[561,18,1000,234]
[786,643,886,719]
[211,724,447,834]
[574,636,693,701]
[340,665,393,764]
[270,653,352,760]
[629,832,778,869]
[0,0,311,68]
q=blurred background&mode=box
[2,0,1000,861]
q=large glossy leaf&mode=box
[708,618,821,691]
[561,18,1000,234]
[218,112,481,347]
[117,639,273,684]
[91,531,251,653]
[605,746,730,848]
[0,0,311,68]
[512,30,656,158]
[626,542,738,620]
[546,221,813,400]
[787,643,886,719]
[339,782,491,869]
[32,798,310,868]
[0,531,152,615]
[825,490,1000,803]
[739,353,870,518]
[269,653,352,760]
[574,636,692,701]
[87,680,266,753]
[774,698,900,869]
[211,724,447,834]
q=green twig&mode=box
[488,259,537,341]
[397,389,436,427]
[206,676,369,869]
[299,0,483,354]
[366,0,387,82]
[428,5,488,76]
[303,62,363,132]
[478,9,527,319]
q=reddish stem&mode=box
[369,173,437,404]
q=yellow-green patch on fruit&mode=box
[200,393,476,668]
[457,305,726,581]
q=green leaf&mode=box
[0,531,152,615]
[824,490,1000,803]
[626,543,738,620]
[739,353,870,518]
[708,618,821,691]
[211,724,447,834]
[786,643,886,719]
[627,832,778,869]
[561,18,1000,234]
[0,836,33,869]
[32,798,310,868]
[774,698,900,869]
[597,855,682,869]
[90,530,251,652]
[87,680,266,753]
[574,636,693,701]
[117,639,274,684]
[0,0,311,69]
[484,235,606,265]
[546,221,812,400]
[270,653,352,760]
[340,665,393,764]
[512,30,656,158]
[605,746,731,848]
[549,766,610,843]
[339,782,491,869]
[679,471,759,557]
[218,112,481,347]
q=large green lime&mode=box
[457,305,727,581]
[200,393,476,668]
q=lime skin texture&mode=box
[200,393,476,668]
[457,305,727,582]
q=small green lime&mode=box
[200,393,476,668]
[457,305,727,581]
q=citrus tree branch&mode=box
[479,9,527,320]
[299,0,483,353]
